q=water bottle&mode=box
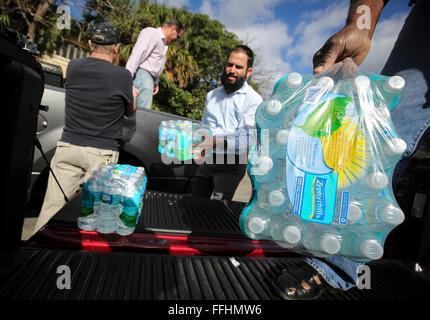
[97,174,124,234]
[334,192,364,226]
[116,166,147,235]
[270,213,305,249]
[270,128,289,159]
[78,177,100,231]
[78,164,116,231]
[340,229,384,261]
[273,73,303,101]
[174,121,193,161]
[376,136,407,171]
[302,224,342,257]
[256,179,291,215]
[366,171,389,190]
[371,117,406,172]
[158,121,168,154]
[350,170,389,198]
[255,98,284,129]
[374,75,405,110]
[244,207,276,240]
[367,199,405,228]
[116,176,143,236]
[249,155,279,184]
[294,76,335,116]
[307,76,335,103]
[165,121,177,158]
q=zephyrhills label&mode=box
[286,91,369,224]
[299,173,337,224]
[311,177,328,221]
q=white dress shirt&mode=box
[200,81,263,155]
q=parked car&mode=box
[27,61,199,217]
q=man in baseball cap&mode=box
[90,22,120,45]
[34,22,139,234]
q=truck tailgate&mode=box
[1,248,429,300]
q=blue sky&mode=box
[153,0,412,96]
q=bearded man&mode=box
[191,45,263,202]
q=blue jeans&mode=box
[133,68,154,110]
[306,0,430,291]
[305,256,361,290]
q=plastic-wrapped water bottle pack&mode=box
[158,120,212,161]
[78,163,147,236]
[240,67,407,262]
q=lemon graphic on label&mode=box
[296,95,369,188]
[295,96,351,138]
[321,119,369,188]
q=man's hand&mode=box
[133,86,140,99]
[192,130,214,161]
[153,83,159,95]
[192,130,225,163]
[312,0,387,74]
[313,24,371,74]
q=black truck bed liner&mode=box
[1,248,429,300]
[3,191,430,301]
[45,191,248,238]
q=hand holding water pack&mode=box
[158,120,212,162]
[240,62,406,262]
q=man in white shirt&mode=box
[126,20,184,110]
[192,45,263,202]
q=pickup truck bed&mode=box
[2,192,430,300]
[1,247,429,300]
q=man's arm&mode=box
[191,93,223,159]
[126,86,139,117]
[313,0,389,74]
[193,95,262,159]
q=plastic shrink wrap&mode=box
[158,120,212,161]
[240,65,406,262]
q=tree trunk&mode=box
[26,0,55,42]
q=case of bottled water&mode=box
[240,63,406,262]
[78,164,147,235]
[158,120,212,162]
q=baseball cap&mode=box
[90,22,120,45]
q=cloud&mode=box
[151,0,189,8]
[201,0,280,29]
[360,12,408,73]
[285,1,349,71]
[198,0,292,97]
[233,22,293,96]
[199,0,215,17]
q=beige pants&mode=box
[33,141,119,234]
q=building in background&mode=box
[39,42,88,78]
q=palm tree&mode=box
[164,45,197,88]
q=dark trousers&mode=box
[192,155,247,202]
